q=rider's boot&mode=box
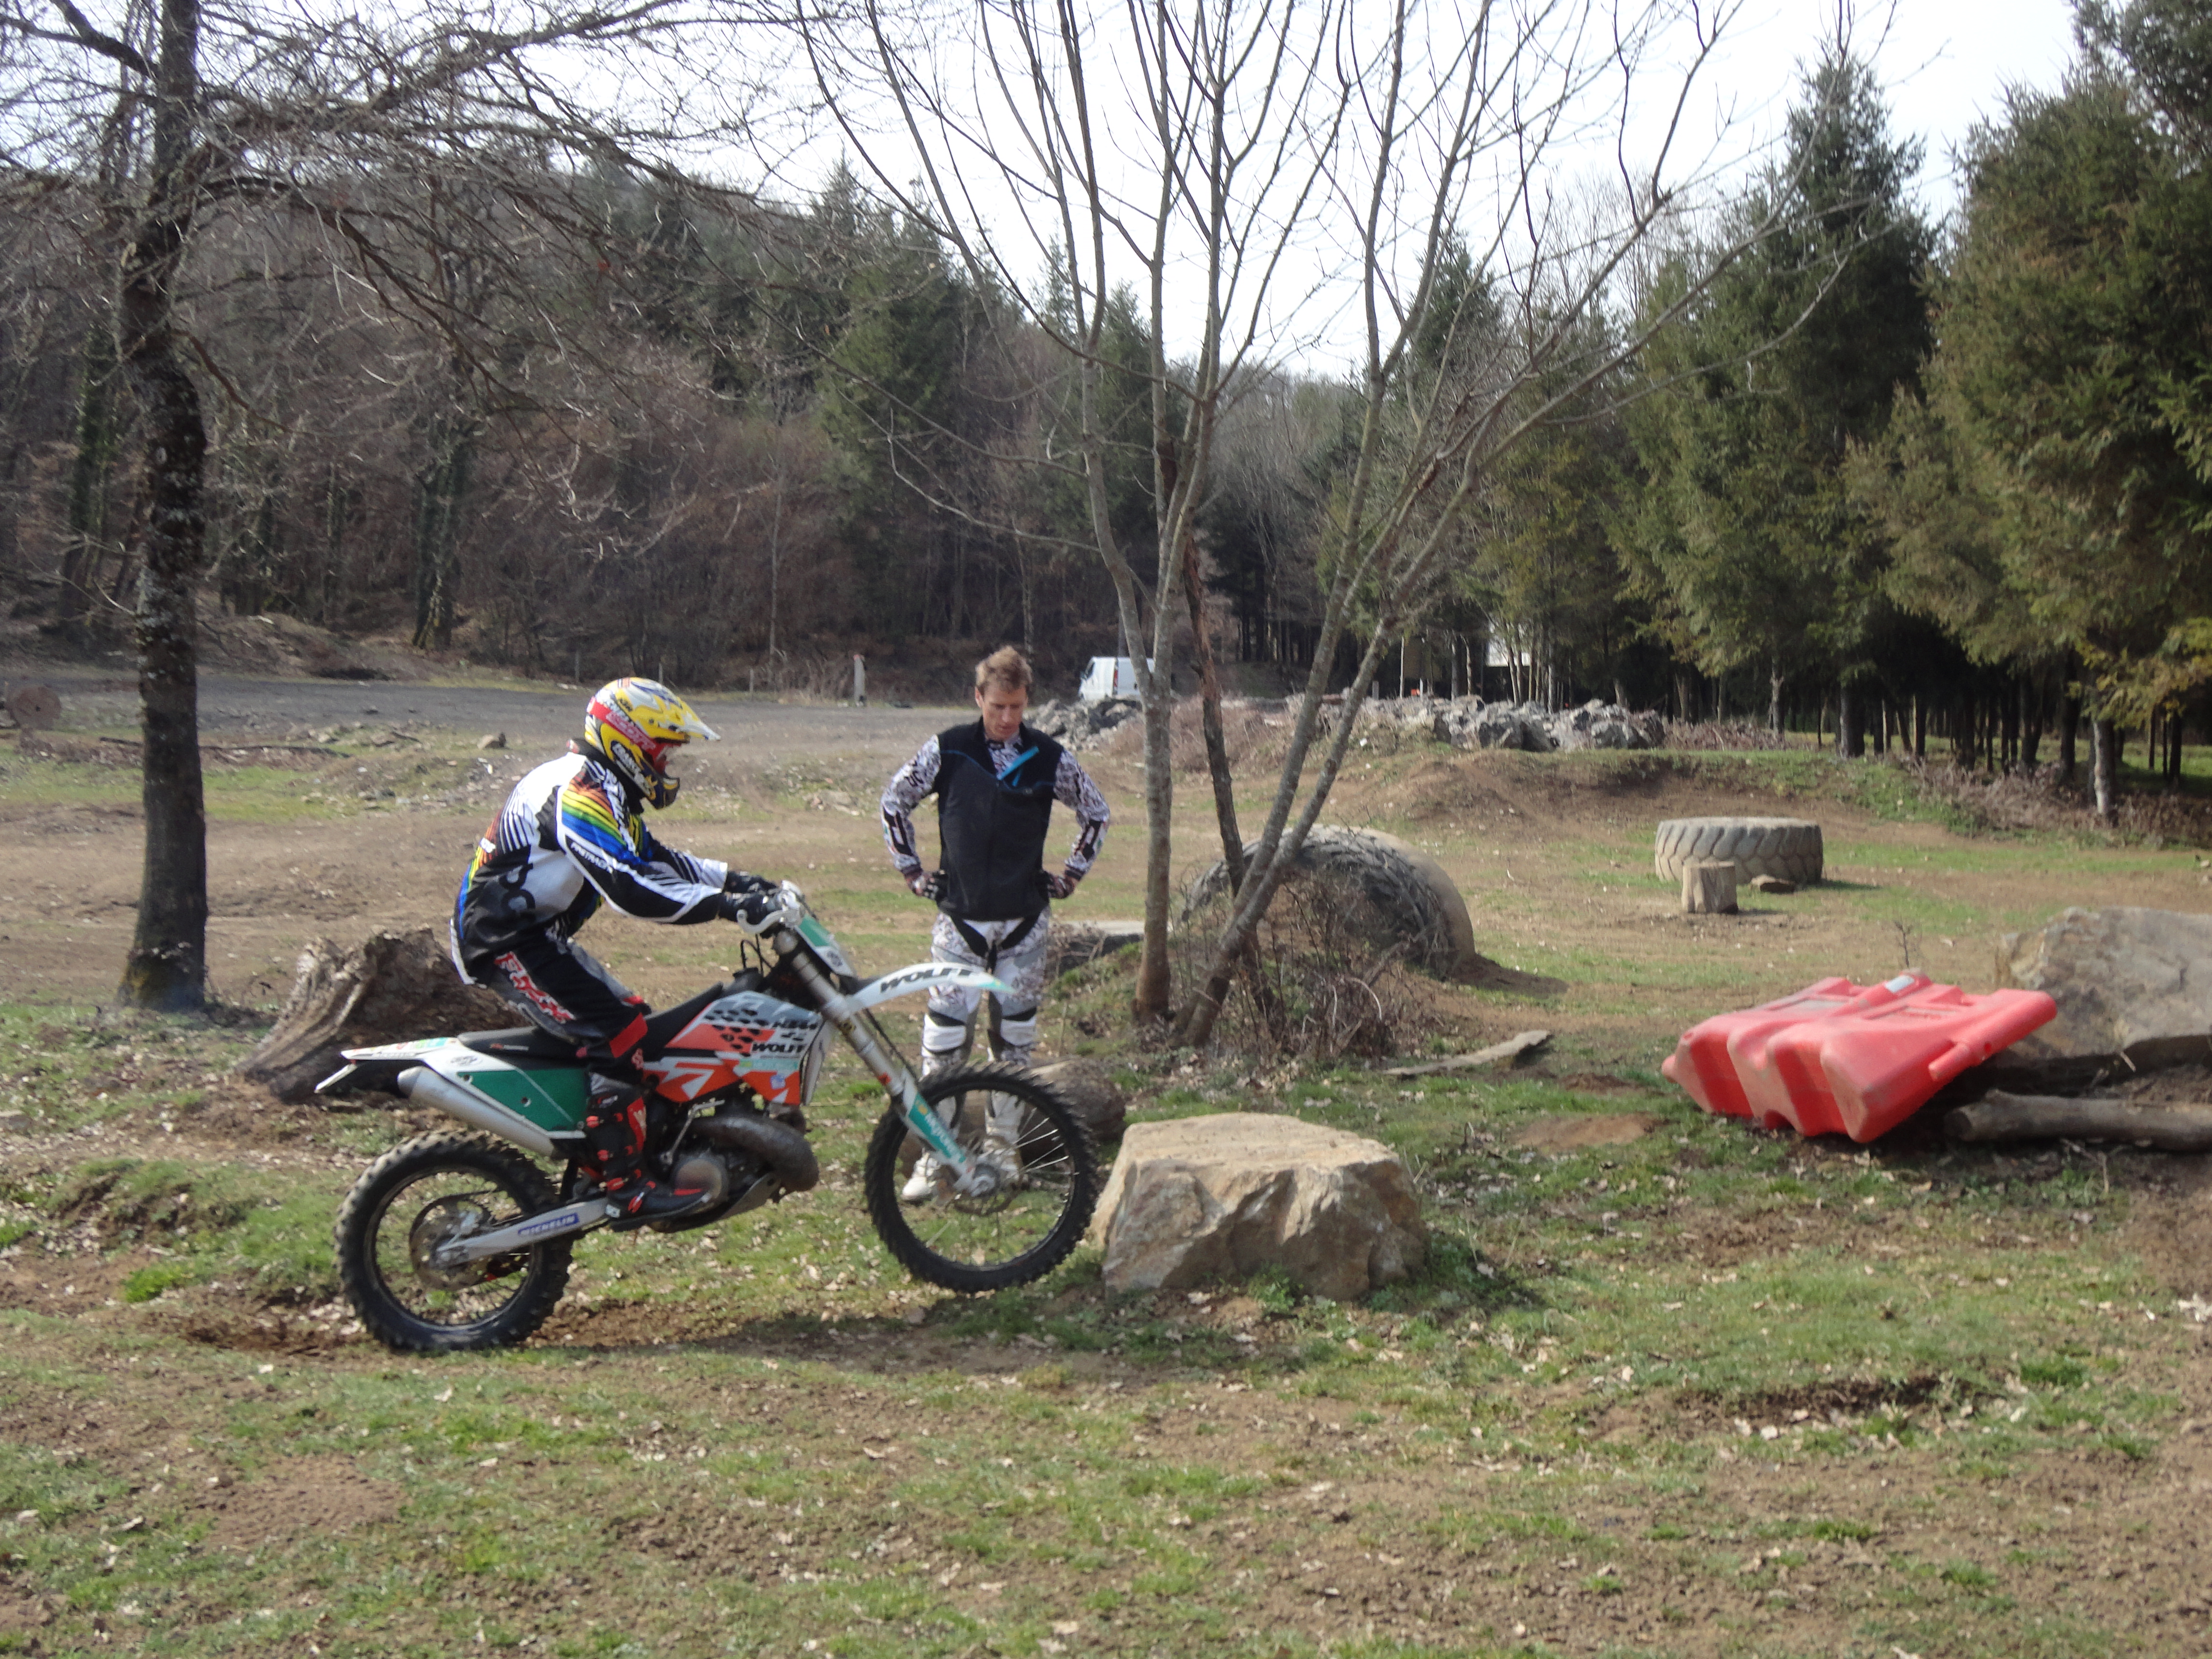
[582,1071,711,1225]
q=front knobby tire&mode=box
[335,1130,571,1353]
[864,1065,1099,1293]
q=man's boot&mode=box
[582,1071,710,1225]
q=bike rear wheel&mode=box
[864,1066,1099,1293]
[335,1130,572,1352]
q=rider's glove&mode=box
[907,869,945,901]
[1042,867,1080,901]
[720,889,780,929]
[723,869,774,897]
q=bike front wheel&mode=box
[863,1065,1100,1293]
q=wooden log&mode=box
[1681,860,1738,914]
[1944,1089,2212,1152]
[1383,1030,1551,1079]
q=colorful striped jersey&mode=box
[454,749,729,971]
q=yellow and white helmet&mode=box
[582,677,717,809]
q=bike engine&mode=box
[647,1149,780,1233]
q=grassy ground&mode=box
[4,729,2212,1656]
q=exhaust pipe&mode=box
[691,1108,820,1192]
[397,1067,559,1158]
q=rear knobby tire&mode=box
[864,1065,1099,1294]
[335,1130,571,1353]
[1652,817,1823,887]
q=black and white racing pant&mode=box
[920,908,1051,1077]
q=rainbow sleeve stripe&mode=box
[559,780,635,861]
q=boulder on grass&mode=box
[1088,1113,1424,1297]
[1185,827,1480,979]
[1989,907,2212,1088]
[237,929,514,1102]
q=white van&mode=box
[1079,657,1149,700]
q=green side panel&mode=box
[446,1060,591,1134]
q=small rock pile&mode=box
[1029,692,1664,754]
[1362,696,1664,752]
[1025,696,1141,750]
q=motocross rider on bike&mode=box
[453,677,776,1226]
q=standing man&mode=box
[880,646,1111,1199]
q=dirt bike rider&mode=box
[880,646,1111,1201]
[453,677,778,1226]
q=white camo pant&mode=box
[921,908,1051,1077]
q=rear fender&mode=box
[317,1037,473,1098]
[844,962,1010,1015]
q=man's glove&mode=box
[1043,867,1080,901]
[720,888,781,929]
[907,869,945,901]
[723,869,774,897]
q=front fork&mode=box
[783,946,1001,1197]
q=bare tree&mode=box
[0,0,784,1008]
[795,0,1825,1041]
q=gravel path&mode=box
[4,666,954,765]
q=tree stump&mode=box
[1682,860,1738,915]
[236,929,514,1103]
[4,684,60,731]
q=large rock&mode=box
[1990,907,2212,1087]
[1088,1114,1424,1297]
[1185,826,1479,979]
[237,929,514,1102]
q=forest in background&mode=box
[1,0,2207,781]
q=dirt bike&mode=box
[319,881,1100,1353]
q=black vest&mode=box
[934,720,1064,922]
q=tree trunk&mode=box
[118,0,210,1012]
[1767,663,1783,737]
[1912,693,1925,760]
[1838,681,1863,758]
[1181,534,1245,892]
[411,407,474,651]
[2091,715,2118,822]
[2059,685,2079,784]
[2020,671,2043,771]
[1955,691,1977,771]
[2001,673,2020,769]
[60,316,122,637]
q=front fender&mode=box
[845,962,1010,1014]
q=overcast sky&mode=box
[1709,0,2082,223]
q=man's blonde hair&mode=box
[974,646,1033,695]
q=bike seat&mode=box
[456,1026,581,1060]
[457,972,765,1065]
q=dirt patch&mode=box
[198,1455,403,1549]
[1512,1113,1667,1152]
[1554,1072,1651,1095]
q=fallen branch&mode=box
[1944,1090,2212,1152]
[1383,1030,1551,1080]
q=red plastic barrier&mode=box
[1660,976,1895,1119]
[1774,981,2057,1141]
[1731,973,1932,1137]
[1664,974,2056,1141]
